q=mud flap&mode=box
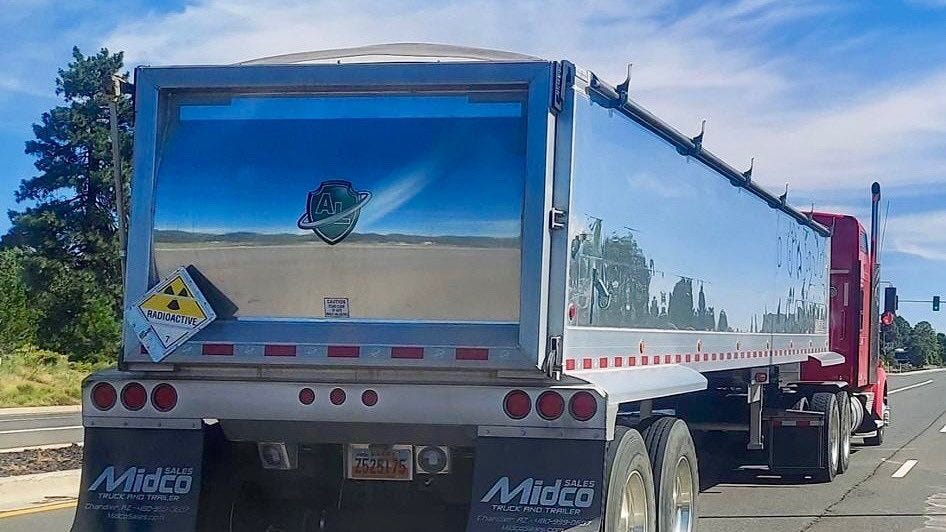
[467,437,605,532]
[71,427,204,532]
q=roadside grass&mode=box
[0,346,107,407]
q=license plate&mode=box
[346,444,413,481]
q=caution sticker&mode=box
[128,267,216,362]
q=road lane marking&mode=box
[0,415,78,423]
[892,459,918,478]
[0,500,76,519]
[889,379,934,395]
[0,425,82,435]
[940,424,946,433]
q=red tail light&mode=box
[121,382,147,411]
[151,383,178,412]
[361,389,378,407]
[503,390,531,420]
[537,391,565,420]
[298,387,315,405]
[569,391,598,421]
[330,388,346,405]
[91,382,116,411]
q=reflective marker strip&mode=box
[327,346,360,358]
[565,349,835,372]
[202,343,233,356]
[456,348,488,361]
[773,419,822,427]
[391,347,424,359]
[892,460,918,478]
[264,344,296,357]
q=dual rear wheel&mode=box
[604,418,698,532]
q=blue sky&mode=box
[1,0,945,330]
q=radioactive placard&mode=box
[128,267,216,362]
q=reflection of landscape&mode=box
[153,231,520,321]
[568,217,826,333]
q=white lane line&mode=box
[892,459,919,478]
[0,415,78,424]
[940,424,946,433]
[0,425,83,435]
[889,379,935,395]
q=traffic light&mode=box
[884,286,898,313]
[934,296,941,312]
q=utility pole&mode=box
[107,75,132,280]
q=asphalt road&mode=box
[0,409,82,451]
[699,368,946,532]
[1,370,944,531]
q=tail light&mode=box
[298,387,315,405]
[121,382,147,411]
[91,382,117,411]
[503,390,531,419]
[330,388,346,406]
[151,383,178,412]
[361,389,378,407]
[569,391,598,421]
[537,391,565,420]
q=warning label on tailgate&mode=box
[129,267,216,362]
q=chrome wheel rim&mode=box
[829,405,840,471]
[672,456,694,532]
[620,470,649,532]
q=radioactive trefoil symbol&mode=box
[297,180,372,245]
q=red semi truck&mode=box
[72,45,893,532]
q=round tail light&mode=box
[569,391,598,421]
[503,390,531,420]
[361,389,378,407]
[330,388,346,405]
[298,387,315,405]
[537,391,565,420]
[121,382,147,411]
[151,383,178,412]
[91,382,116,411]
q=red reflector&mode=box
[391,347,424,359]
[503,390,531,420]
[569,391,597,421]
[298,387,315,405]
[328,346,359,358]
[456,348,488,361]
[202,343,233,356]
[330,388,346,405]
[537,391,564,420]
[567,303,577,322]
[91,382,116,411]
[361,389,379,407]
[121,382,147,411]
[151,383,178,412]
[797,420,811,428]
[264,344,296,356]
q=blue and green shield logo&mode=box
[297,180,372,245]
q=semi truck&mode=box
[71,44,890,532]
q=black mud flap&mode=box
[71,427,204,532]
[467,437,605,532]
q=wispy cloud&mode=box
[885,210,946,261]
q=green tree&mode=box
[908,321,941,367]
[2,47,131,361]
[0,249,37,350]
[892,315,912,352]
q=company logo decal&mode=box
[481,476,595,509]
[88,465,194,495]
[297,180,372,245]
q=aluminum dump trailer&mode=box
[73,44,857,532]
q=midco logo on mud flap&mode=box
[481,477,596,509]
[297,180,372,245]
[88,465,194,496]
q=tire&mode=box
[810,392,840,482]
[835,391,851,474]
[604,425,657,532]
[640,417,699,532]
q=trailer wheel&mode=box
[835,391,851,474]
[810,392,840,482]
[604,425,657,532]
[640,417,699,532]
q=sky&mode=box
[1,0,945,330]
